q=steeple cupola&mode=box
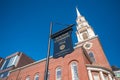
[76,8,96,43]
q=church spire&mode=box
[76,7,81,17]
[75,8,96,43]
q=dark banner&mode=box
[51,25,74,58]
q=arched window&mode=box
[34,73,39,80]
[26,76,30,80]
[82,32,88,40]
[89,52,96,62]
[71,62,79,80]
[89,52,95,62]
[56,67,62,80]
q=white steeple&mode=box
[76,7,81,17]
[75,8,96,43]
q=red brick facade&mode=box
[0,57,4,68]
[7,37,115,80]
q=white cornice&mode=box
[74,35,98,49]
[87,67,110,74]
[86,64,114,75]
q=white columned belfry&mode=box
[75,7,96,43]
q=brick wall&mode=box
[16,53,34,68]
[87,37,111,70]
[7,37,112,80]
[7,48,90,80]
[0,58,4,68]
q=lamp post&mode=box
[44,22,53,80]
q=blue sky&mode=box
[0,0,120,67]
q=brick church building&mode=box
[5,8,116,80]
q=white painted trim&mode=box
[71,62,79,80]
[56,67,62,80]
[12,55,18,66]
[34,73,39,80]
[100,71,105,80]
[87,67,110,74]
[88,70,93,80]
[87,67,115,80]
[14,55,20,67]
[74,35,98,49]
[108,74,112,80]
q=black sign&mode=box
[51,25,74,58]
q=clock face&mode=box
[83,42,92,49]
[60,44,65,50]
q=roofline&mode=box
[10,56,53,73]
[6,52,20,59]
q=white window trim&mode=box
[56,67,62,80]
[34,73,39,80]
[7,55,19,67]
[26,76,30,80]
[71,62,79,80]
[88,51,96,62]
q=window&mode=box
[0,71,9,78]
[71,62,79,80]
[56,67,62,80]
[1,55,19,70]
[89,52,96,62]
[34,73,39,80]
[1,58,10,70]
[82,32,88,40]
[115,72,120,77]
[7,55,18,67]
[26,76,30,80]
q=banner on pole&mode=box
[51,25,74,58]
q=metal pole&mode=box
[44,22,53,80]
